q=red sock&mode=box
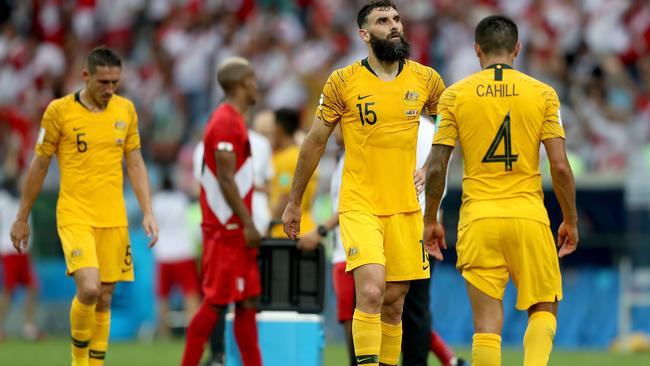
[181,301,220,366]
[234,307,262,366]
[431,330,456,366]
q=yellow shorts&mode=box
[58,225,133,283]
[339,210,429,282]
[456,218,562,310]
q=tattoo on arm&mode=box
[424,145,453,222]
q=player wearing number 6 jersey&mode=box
[283,2,445,365]
[424,15,579,366]
[10,47,159,366]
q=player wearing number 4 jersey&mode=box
[10,47,159,366]
[283,2,445,365]
[423,15,579,366]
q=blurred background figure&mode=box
[0,179,41,342]
[269,108,318,238]
[152,173,200,339]
[249,110,275,236]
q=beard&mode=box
[369,32,411,62]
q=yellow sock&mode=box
[89,311,111,366]
[472,333,501,366]
[379,321,401,365]
[523,311,557,366]
[352,309,381,365]
[70,297,96,366]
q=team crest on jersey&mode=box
[404,90,419,101]
[114,120,127,131]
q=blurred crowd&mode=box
[1,0,650,187]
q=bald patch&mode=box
[217,57,254,95]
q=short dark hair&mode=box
[274,108,300,136]
[357,0,397,29]
[475,15,518,55]
[86,46,122,74]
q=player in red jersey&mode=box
[181,57,262,366]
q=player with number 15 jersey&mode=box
[318,58,445,280]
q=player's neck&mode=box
[367,53,401,80]
[224,97,249,117]
[79,89,108,112]
[480,56,514,69]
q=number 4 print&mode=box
[482,112,518,171]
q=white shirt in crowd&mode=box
[0,190,24,254]
[151,190,195,263]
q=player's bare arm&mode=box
[214,148,261,248]
[543,137,579,257]
[422,144,453,260]
[10,154,51,254]
[126,149,159,247]
[282,117,335,239]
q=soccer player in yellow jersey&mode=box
[10,47,159,366]
[423,15,579,366]
[282,2,445,365]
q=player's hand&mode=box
[10,219,30,254]
[244,222,262,248]
[297,230,320,251]
[414,168,426,195]
[423,222,446,261]
[142,214,159,248]
[557,221,578,258]
[282,202,302,240]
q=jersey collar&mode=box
[484,64,512,81]
[361,58,405,78]
[484,63,513,70]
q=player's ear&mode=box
[474,43,482,58]
[513,42,521,58]
[82,68,90,82]
[359,28,370,43]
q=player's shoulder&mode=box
[328,61,362,84]
[405,59,442,81]
[46,93,75,113]
[111,94,137,111]
[513,70,558,97]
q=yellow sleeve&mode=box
[432,89,458,147]
[125,101,141,153]
[315,70,346,126]
[424,69,446,117]
[541,88,566,141]
[35,101,62,158]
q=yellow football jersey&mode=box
[270,145,318,236]
[317,59,445,215]
[433,64,565,228]
[35,91,141,227]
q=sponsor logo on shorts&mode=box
[237,277,245,292]
[71,249,82,258]
[348,246,359,259]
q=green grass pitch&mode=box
[0,338,649,365]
